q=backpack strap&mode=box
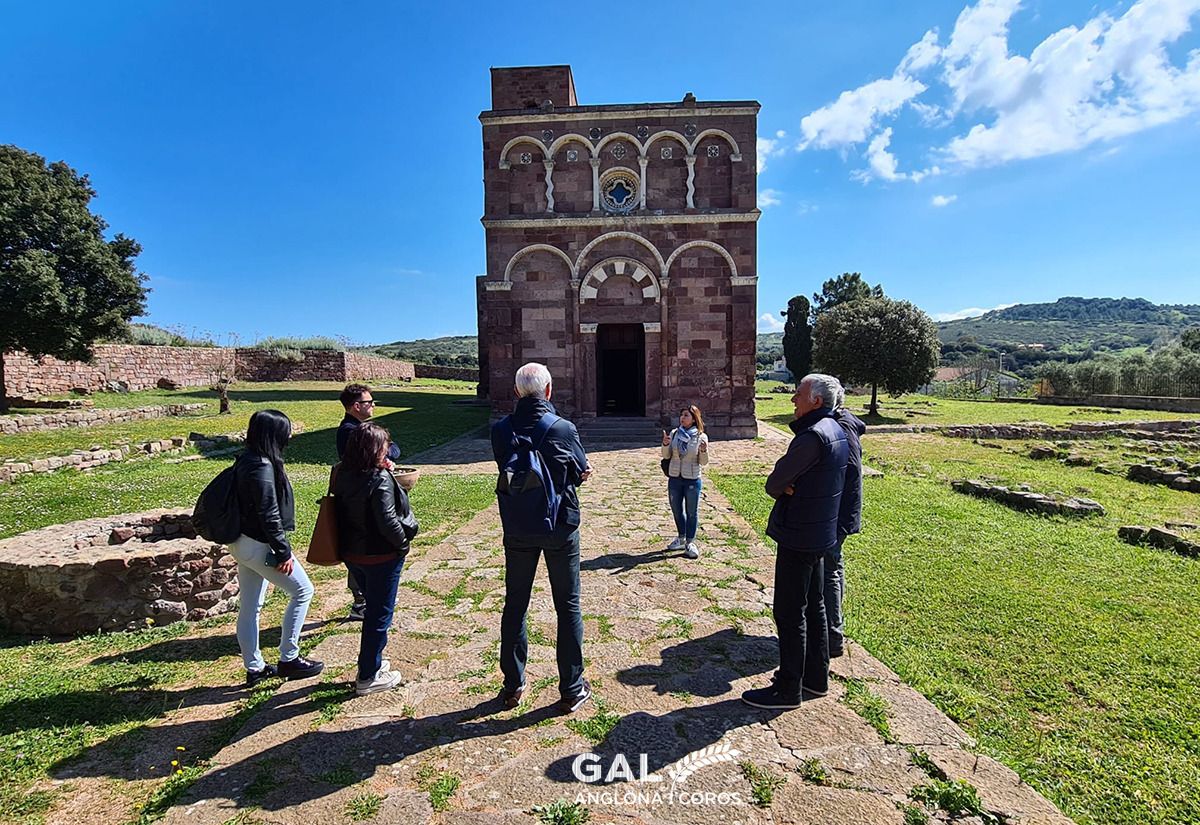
[531,413,560,448]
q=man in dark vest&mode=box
[743,373,849,709]
[829,385,866,658]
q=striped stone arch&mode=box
[502,244,576,282]
[664,240,739,279]
[579,257,661,303]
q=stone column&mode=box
[638,156,648,210]
[544,160,555,213]
[590,158,601,212]
[659,279,670,421]
[685,155,696,209]
[579,323,598,416]
[643,322,662,417]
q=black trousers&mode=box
[773,549,830,695]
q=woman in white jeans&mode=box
[229,409,323,686]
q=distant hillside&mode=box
[364,335,478,367]
[939,297,1200,354]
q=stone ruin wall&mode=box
[3,347,415,398]
[0,510,239,636]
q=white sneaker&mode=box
[667,536,686,551]
[356,667,401,696]
[684,542,700,559]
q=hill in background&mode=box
[364,335,478,367]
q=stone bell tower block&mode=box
[477,65,760,438]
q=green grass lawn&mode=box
[0,381,487,479]
[753,383,1200,431]
[712,434,1200,825]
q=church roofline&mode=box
[480,100,761,124]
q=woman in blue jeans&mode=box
[230,409,323,686]
[661,404,710,559]
[333,422,418,696]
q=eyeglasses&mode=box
[357,399,376,407]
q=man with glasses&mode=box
[337,383,402,620]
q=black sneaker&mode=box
[741,683,802,709]
[829,647,844,659]
[802,684,829,700]
[245,664,278,687]
[277,655,324,680]
[500,683,526,710]
[347,603,366,621]
[557,679,592,714]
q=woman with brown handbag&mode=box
[334,422,419,696]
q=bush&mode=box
[122,323,216,347]
[254,336,346,352]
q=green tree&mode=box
[780,295,812,379]
[813,297,939,415]
[811,272,883,317]
[0,146,146,411]
[1181,326,1200,353]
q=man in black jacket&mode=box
[743,373,848,710]
[491,363,593,713]
[829,387,866,658]
[336,383,402,620]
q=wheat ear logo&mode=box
[665,741,741,786]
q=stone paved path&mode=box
[163,427,1074,825]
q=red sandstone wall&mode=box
[2,346,232,397]
[413,365,477,381]
[344,352,415,382]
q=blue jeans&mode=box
[500,530,585,699]
[824,539,846,653]
[668,475,702,541]
[345,555,406,681]
[229,535,314,672]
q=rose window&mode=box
[600,169,640,214]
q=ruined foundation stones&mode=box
[1117,525,1200,558]
[0,403,206,435]
[951,479,1106,517]
[0,510,239,636]
[1126,464,1200,493]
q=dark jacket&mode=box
[834,408,866,538]
[336,414,402,462]
[234,450,295,564]
[490,396,589,542]
[333,467,418,557]
[765,407,849,552]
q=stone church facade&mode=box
[477,66,759,437]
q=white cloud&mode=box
[931,194,958,206]
[798,74,928,149]
[933,301,1017,321]
[757,132,789,173]
[759,312,786,332]
[757,188,783,208]
[797,0,1200,178]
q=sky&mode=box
[3,0,1198,344]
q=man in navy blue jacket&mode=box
[743,373,848,710]
[491,363,594,714]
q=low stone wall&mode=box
[233,348,346,382]
[3,346,231,397]
[0,510,239,635]
[1127,463,1200,492]
[1118,525,1200,558]
[951,479,1105,517]
[414,364,477,381]
[0,403,207,435]
[937,420,1200,441]
[344,352,415,382]
[1031,394,1200,413]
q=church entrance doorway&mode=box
[596,323,645,416]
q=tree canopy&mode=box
[813,296,940,414]
[780,294,812,379]
[811,272,883,317]
[0,145,146,408]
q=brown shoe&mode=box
[556,679,592,714]
[500,683,526,709]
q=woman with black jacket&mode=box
[230,410,323,686]
[334,422,418,696]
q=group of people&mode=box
[219,363,863,716]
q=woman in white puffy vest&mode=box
[661,404,710,559]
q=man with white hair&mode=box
[490,362,594,713]
[742,373,849,710]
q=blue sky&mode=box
[3,0,1198,344]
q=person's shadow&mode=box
[545,629,784,783]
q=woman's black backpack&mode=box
[192,464,241,544]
